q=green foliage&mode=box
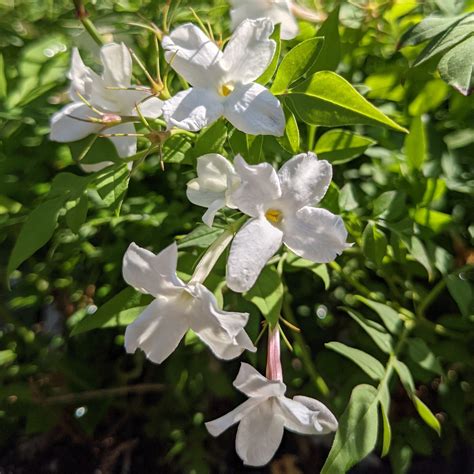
[1,0,473,472]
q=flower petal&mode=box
[50,102,102,143]
[100,43,132,88]
[233,363,286,398]
[226,217,283,293]
[236,400,285,466]
[277,395,338,435]
[68,48,100,101]
[189,283,255,359]
[163,88,224,132]
[231,154,281,217]
[224,82,285,136]
[122,242,184,296]
[283,207,349,263]
[278,152,332,208]
[186,153,234,206]
[201,197,226,227]
[229,0,298,41]
[134,95,164,118]
[124,298,188,364]
[162,23,223,88]
[220,18,275,83]
[206,398,263,437]
[107,122,137,158]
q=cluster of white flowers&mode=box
[50,2,345,467]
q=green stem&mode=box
[73,0,105,46]
[282,298,330,397]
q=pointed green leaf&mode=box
[7,196,65,276]
[362,222,388,266]
[192,120,227,157]
[277,106,300,153]
[379,401,392,457]
[271,36,324,94]
[413,395,441,435]
[355,296,403,335]
[314,129,376,164]
[244,266,283,328]
[288,71,407,133]
[311,6,341,73]
[405,115,427,170]
[342,308,393,354]
[96,163,130,216]
[322,384,379,474]
[325,342,385,381]
[71,287,152,336]
[66,193,88,234]
[407,337,443,375]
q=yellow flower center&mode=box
[219,83,235,97]
[265,209,283,224]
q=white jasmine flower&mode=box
[50,43,163,171]
[205,362,338,467]
[230,0,299,40]
[227,152,349,292]
[123,242,255,364]
[162,19,285,136]
[186,153,241,227]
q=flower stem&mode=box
[73,0,105,46]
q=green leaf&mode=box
[446,273,472,316]
[177,225,223,249]
[413,14,474,66]
[413,395,441,436]
[402,235,434,280]
[314,129,376,164]
[277,106,300,153]
[321,384,379,474]
[413,208,452,233]
[66,193,88,234]
[355,296,403,335]
[405,115,427,170]
[311,6,341,73]
[407,337,443,375]
[362,222,387,266]
[0,350,16,366]
[285,253,330,289]
[0,53,6,99]
[438,36,474,96]
[288,71,407,133]
[325,342,385,381]
[373,191,406,221]
[7,196,65,276]
[229,130,263,163]
[342,308,393,354]
[96,163,130,216]
[71,287,152,336]
[399,14,468,46]
[394,359,415,394]
[380,401,392,457]
[162,134,193,164]
[244,266,283,328]
[257,24,281,85]
[192,120,227,158]
[69,135,120,166]
[271,37,324,94]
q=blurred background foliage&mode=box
[0,0,473,473]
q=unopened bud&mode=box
[101,113,122,125]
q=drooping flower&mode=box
[50,43,163,171]
[123,242,255,364]
[229,0,299,40]
[186,153,241,227]
[205,362,338,466]
[226,152,349,292]
[161,19,285,136]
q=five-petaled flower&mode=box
[229,0,299,40]
[123,242,256,364]
[50,43,163,171]
[226,152,350,292]
[186,153,241,227]
[205,362,338,467]
[162,18,285,136]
